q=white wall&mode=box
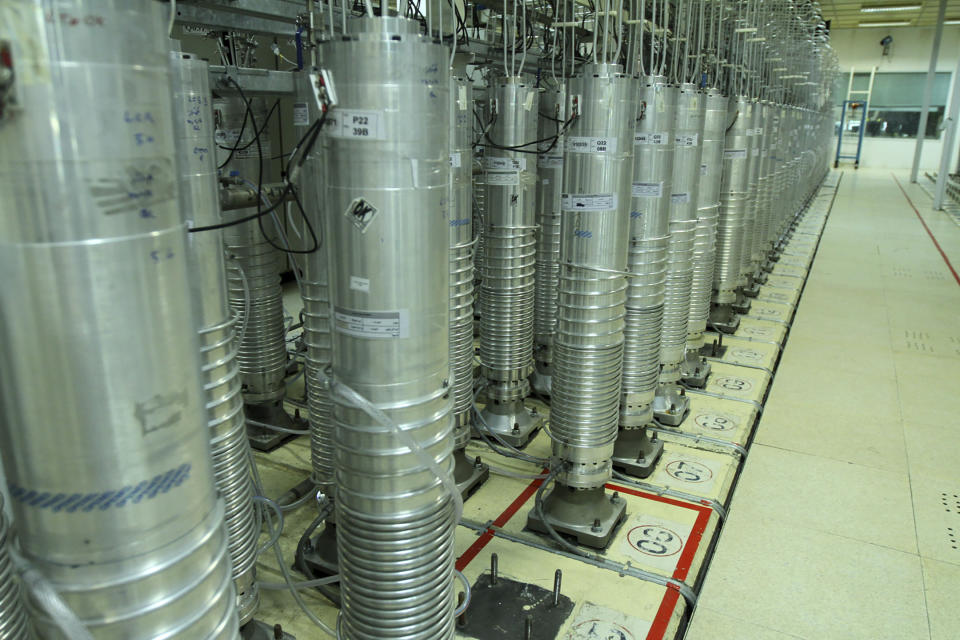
[830,26,960,170]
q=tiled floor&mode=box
[686,169,960,640]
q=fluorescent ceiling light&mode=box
[858,20,911,27]
[860,4,921,12]
[945,19,960,24]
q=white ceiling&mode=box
[821,0,960,29]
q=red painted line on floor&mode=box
[455,478,714,639]
[455,474,545,571]
[891,173,960,287]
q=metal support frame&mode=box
[910,0,947,184]
[934,52,960,211]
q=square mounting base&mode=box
[245,401,305,452]
[454,449,490,502]
[476,400,544,449]
[299,523,339,580]
[732,296,752,315]
[742,281,762,299]
[680,353,711,389]
[457,572,575,639]
[709,303,741,334]
[653,386,691,426]
[526,486,627,549]
[530,369,552,398]
[753,270,768,284]
[700,334,727,358]
[241,620,295,640]
[612,428,664,479]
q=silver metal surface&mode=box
[660,84,703,374]
[619,76,674,427]
[290,77,335,498]
[172,51,260,626]
[0,3,239,636]
[531,83,567,396]
[714,96,751,305]
[477,75,542,445]
[321,18,456,639]
[0,495,29,639]
[449,75,488,497]
[548,64,636,494]
[739,100,764,285]
[216,96,289,410]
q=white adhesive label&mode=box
[565,603,652,640]
[293,102,310,126]
[724,149,747,159]
[484,156,526,171]
[752,147,761,157]
[334,308,409,339]
[324,109,385,140]
[746,128,757,136]
[700,163,708,176]
[449,152,461,168]
[619,514,693,573]
[661,454,723,493]
[349,276,370,293]
[675,133,699,147]
[634,131,669,145]
[562,193,618,211]
[694,412,739,432]
[485,171,520,186]
[523,90,535,111]
[632,182,663,198]
[458,84,468,109]
[671,192,691,204]
[566,136,618,154]
[537,155,564,169]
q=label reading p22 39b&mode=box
[324,109,385,140]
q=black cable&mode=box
[190,91,326,235]
[215,99,279,155]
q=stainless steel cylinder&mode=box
[0,3,238,637]
[620,76,674,426]
[714,97,752,304]
[172,51,260,626]
[0,495,29,639]
[450,75,475,443]
[738,101,763,283]
[660,83,704,377]
[215,96,288,406]
[478,76,539,390]
[550,64,636,489]
[751,101,774,266]
[321,18,455,640]
[687,88,725,346]
[294,80,336,496]
[532,83,567,393]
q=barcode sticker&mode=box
[538,155,564,169]
[634,131,669,146]
[562,193,618,211]
[293,102,310,126]
[632,182,663,198]
[566,136,618,154]
[675,134,698,147]
[671,192,691,204]
[449,152,462,168]
[335,308,409,339]
[485,156,526,171]
[486,171,520,185]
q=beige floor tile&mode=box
[686,606,806,640]
[922,557,960,640]
[910,474,960,567]
[757,398,907,474]
[696,511,928,640]
[903,420,960,484]
[892,352,960,427]
[765,365,901,419]
[729,445,917,554]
